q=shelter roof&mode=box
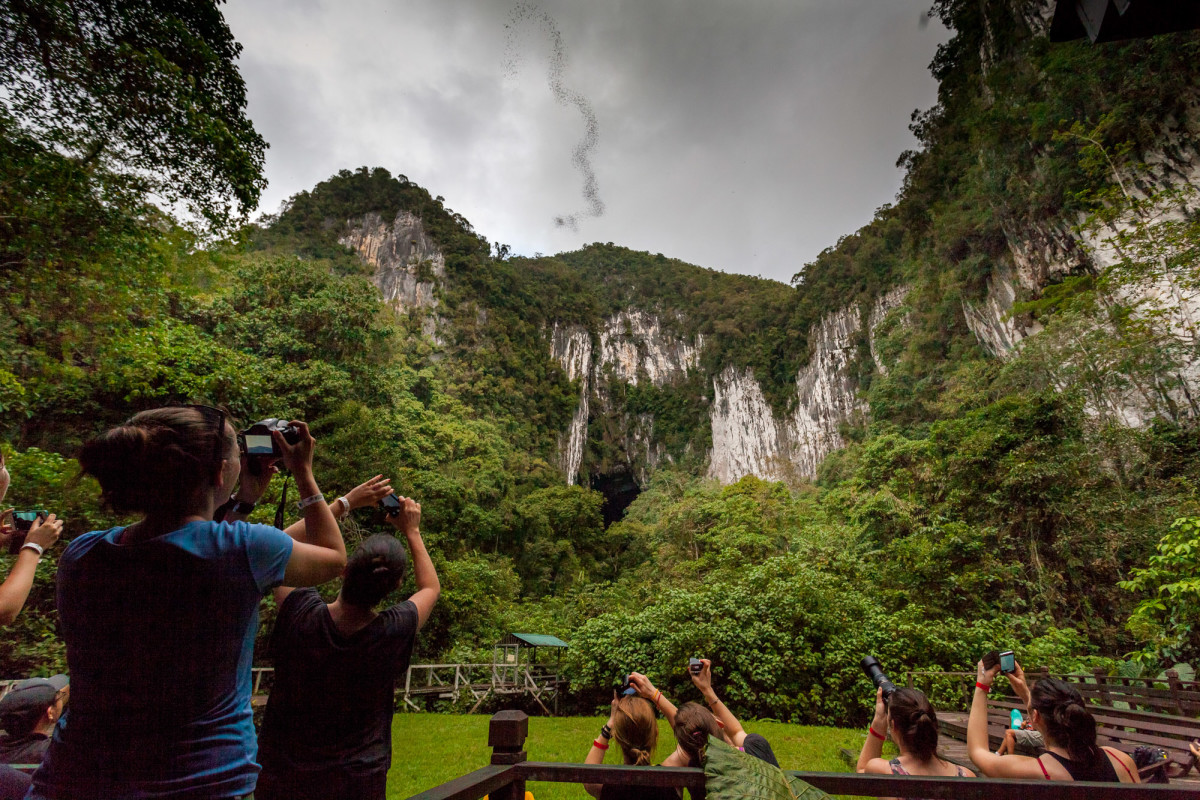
[496,633,569,648]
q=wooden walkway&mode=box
[402,663,563,715]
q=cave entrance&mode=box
[590,468,641,527]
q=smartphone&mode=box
[12,510,46,532]
[379,494,403,517]
[242,434,277,457]
[999,650,1016,674]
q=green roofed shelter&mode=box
[499,633,569,648]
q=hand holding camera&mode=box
[627,671,658,701]
[688,657,713,693]
[383,496,421,536]
[273,420,315,476]
[3,510,62,555]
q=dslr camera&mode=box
[5,510,46,555]
[238,419,302,473]
[861,656,897,702]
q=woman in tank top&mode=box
[967,658,1139,783]
[857,685,974,800]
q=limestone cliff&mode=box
[340,211,445,312]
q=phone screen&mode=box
[244,434,275,455]
[999,651,1015,673]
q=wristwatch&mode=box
[600,724,612,740]
[232,499,257,515]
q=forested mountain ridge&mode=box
[3,0,1200,724]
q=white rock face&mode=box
[596,311,702,386]
[551,323,593,485]
[707,287,910,484]
[340,211,445,312]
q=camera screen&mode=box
[244,434,275,455]
[999,651,1015,673]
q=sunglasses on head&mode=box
[180,404,228,468]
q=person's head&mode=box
[886,688,939,762]
[78,406,237,519]
[1030,678,1098,763]
[0,675,68,737]
[339,534,408,608]
[611,695,658,766]
[672,702,722,767]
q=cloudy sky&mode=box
[224,1,949,284]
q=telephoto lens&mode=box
[861,656,897,701]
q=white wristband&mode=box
[297,494,325,510]
[336,496,351,518]
[20,542,44,557]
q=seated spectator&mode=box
[634,659,779,768]
[29,406,346,800]
[968,658,1138,783]
[584,693,674,800]
[994,662,1044,757]
[256,495,440,800]
[0,676,68,765]
[857,685,974,791]
[0,449,64,625]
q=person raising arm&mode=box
[967,658,1138,783]
[0,450,64,625]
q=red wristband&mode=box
[868,726,885,741]
[593,739,609,750]
[976,682,991,692]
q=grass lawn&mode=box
[387,714,876,800]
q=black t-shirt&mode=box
[740,734,779,768]
[257,589,419,780]
[0,732,49,765]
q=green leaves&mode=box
[1121,517,1200,666]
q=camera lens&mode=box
[861,656,897,700]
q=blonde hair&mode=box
[611,696,657,766]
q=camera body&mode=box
[861,656,897,702]
[614,674,637,697]
[6,510,46,554]
[379,493,403,517]
[984,649,1016,674]
[238,419,301,473]
[689,658,703,676]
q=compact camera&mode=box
[379,494,403,517]
[689,658,703,675]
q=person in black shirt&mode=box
[0,676,68,766]
[255,495,440,800]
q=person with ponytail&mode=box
[583,692,674,800]
[255,493,439,800]
[967,658,1139,782]
[635,658,780,769]
[857,686,973,796]
[29,406,347,800]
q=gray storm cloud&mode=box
[504,2,603,231]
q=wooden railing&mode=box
[405,711,1200,800]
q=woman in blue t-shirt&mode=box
[29,406,348,800]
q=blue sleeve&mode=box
[242,523,294,594]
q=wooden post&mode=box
[489,710,528,800]
[1093,667,1112,707]
[906,672,915,690]
[1165,669,1187,716]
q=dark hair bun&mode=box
[79,408,232,516]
